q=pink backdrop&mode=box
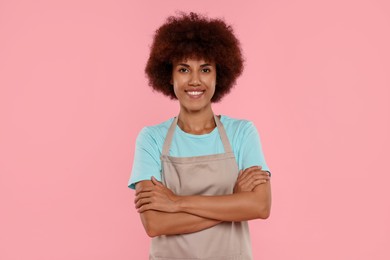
[1,0,389,259]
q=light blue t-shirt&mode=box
[128,115,270,189]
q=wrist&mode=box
[173,195,184,212]
[175,195,188,213]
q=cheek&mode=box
[210,86,216,97]
[172,81,185,99]
[208,78,217,95]
[172,84,179,98]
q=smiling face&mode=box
[171,58,216,113]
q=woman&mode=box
[128,12,272,260]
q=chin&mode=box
[181,103,210,113]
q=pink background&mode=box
[1,0,389,259]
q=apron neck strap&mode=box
[162,116,179,156]
[214,115,233,154]
[162,115,233,156]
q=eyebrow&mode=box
[177,63,213,67]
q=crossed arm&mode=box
[134,166,271,237]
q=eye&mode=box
[178,67,189,73]
[201,68,211,73]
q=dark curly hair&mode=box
[145,12,244,102]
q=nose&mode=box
[189,72,201,86]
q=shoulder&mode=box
[220,115,261,150]
[136,117,174,145]
[220,115,257,134]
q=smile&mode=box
[185,90,205,98]
[187,91,204,96]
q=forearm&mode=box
[177,182,271,222]
[140,210,221,237]
[135,180,221,237]
[135,178,271,229]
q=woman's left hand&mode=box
[135,177,180,213]
[233,166,270,193]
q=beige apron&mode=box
[150,115,253,260]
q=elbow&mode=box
[143,220,161,238]
[255,203,271,220]
[144,223,157,237]
[140,212,161,238]
[258,207,271,219]
[146,229,159,238]
[252,182,272,220]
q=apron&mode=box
[150,115,253,260]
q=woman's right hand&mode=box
[135,177,181,213]
[233,166,270,193]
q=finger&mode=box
[247,169,269,179]
[239,179,253,190]
[246,173,270,183]
[258,171,271,181]
[138,202,164,213]
[134,191,153,203]
[240,174,268,190]
[248,165,263,176]
[243,165,262,173]
[240,167,261,183]
[135,198,152,209]
[242,180,265,193]
[243,166,261,175]
[151,176,164,187]
[256,169,269,175]
[135,185,156,195]
[250,179,268,190]
[137,204,151,213]
[238,167,254,181]
[253,178,268,185]
[245,165,260,172]
[237,172,252,184]
[236,169,269,192]
[256,171,271,179]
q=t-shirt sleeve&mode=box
[128,127,162,189]
[239,121,271,175]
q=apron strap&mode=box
[214,115,233,153]
[162,116,178,156]
[161,115,233,156]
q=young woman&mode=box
[128,12,272,260]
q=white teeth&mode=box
[187,91,203,96]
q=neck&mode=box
[177,106,216,135]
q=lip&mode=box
[185,89,205,99]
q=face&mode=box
[171,58,216,113]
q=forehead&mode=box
[172,57,215,66]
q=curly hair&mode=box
[145,12,244,102]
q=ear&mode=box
[170,79,173,85]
